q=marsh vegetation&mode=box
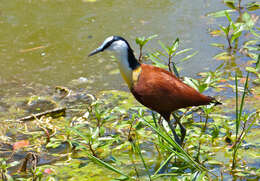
[0,0,259,180]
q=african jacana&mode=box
[89,36,221,145]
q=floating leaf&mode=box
[108,68,120,75]
[207,160,223,166]
[248,52,259,60]
[209,29,223,37]
[234,172,248,177]
[8,161,20,167]
[211,43,225,49]
[82,0,97,2]
[247,2,260,11]
[253,78,260,85]
[214,52,234,60]
[206,9,236,18]
[246,67,258,74]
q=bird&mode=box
[88,36,221,145]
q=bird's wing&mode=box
[131,64,211,113]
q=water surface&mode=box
[0,0,225,95]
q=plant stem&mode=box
[238,0,242,9]
[138,46,143,63]
[88,141,97,157]
[168,54,173,73]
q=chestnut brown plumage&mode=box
[89,36,221,145]
[131,64,217,121]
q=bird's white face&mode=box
[104,36,128,54]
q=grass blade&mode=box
[235,73,239,139]
[142,118,217,177]
[238,72,249,122]
[153,153,175,176]
[132,141,151,180]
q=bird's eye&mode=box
[102,40,113,50]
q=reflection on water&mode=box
[0,0,225,97]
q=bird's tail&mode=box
[208,96,222,106]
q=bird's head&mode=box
[88,36,132,57]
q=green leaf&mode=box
[153,153,175,176]
[149,53,168,69]
[158,41,169,54]
[175,48,192,55]
[256,54,260,70]
[246,67,257,74]
[219,25,229,35]
[250,29,260,38]
[171,38,179,54]
[246,2,260,11]
[142,118,215,176]
[132,142,151,180]
[183,77,199,91]
[214,52,233,60]
[242,12,255,29]
[191,171,207,181]
[244,39,259,46]
[179,51,198,62]
[136,35,157,47]
[235,73,239,140]
[8,161,20,168]
[88,153,129,179]
[71,128,130,179]
[231,31,242,43]
[172,62,180,78]
[144,34,158,44]
[210,43,225,49]
[234,172,248,177]
[225,10,232,22]
[135,37,144,46]
[248,52,259,60]
[110,175,129,181]
[198,84,208,93]
[224,0,236,9]
[211,125,219,139]
[206,9,236,18]
[207,160,224,166]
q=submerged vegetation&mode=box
[0,0,259,180]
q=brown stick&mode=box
[17,107,66,122]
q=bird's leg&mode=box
[158,115,163,126]
[165,119,181,145]
[172,113,186,145]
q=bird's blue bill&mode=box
[88,47,102,57]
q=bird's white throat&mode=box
[108,40,134,87]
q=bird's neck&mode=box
[114,47,141,88]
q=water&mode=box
[0,0,226,96]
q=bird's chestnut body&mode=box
[130,64,214,120]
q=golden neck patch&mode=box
[132,66,142,87]
[118,65,142,88]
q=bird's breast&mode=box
[118,63,142,88]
